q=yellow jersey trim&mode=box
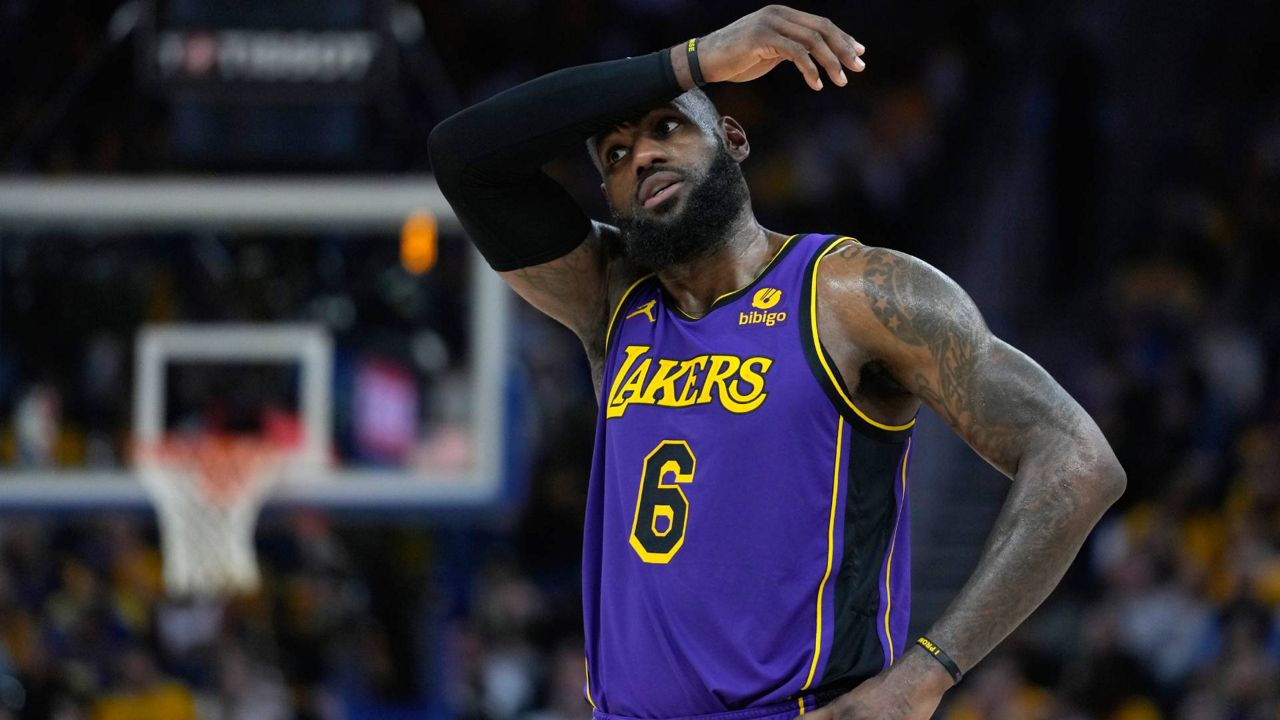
[882,436,912,663]
[798,697,806,715]
[669,233,800,320]
[810,237,916,432]
[802,415,843,691]
[605,273,656,352]
[584,658,596,709]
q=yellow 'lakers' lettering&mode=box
[607,346,772,418]
[676,356,708,405]
[607,345,651,408]
[617,358,651,403]
[638,359,689,405]
[738,310,787,327]
[696,355,740,404]
[728,357,772,411]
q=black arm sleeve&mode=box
[428,49,682,271]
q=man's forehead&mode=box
[586,89,722,169]
[600,103,688,139]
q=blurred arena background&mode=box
[0,0,1278,718]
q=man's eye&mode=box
[659,119,680,134]
[607,147,627,164]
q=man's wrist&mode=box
[895,644,958,696]
[669,44,696,91]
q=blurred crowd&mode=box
[0,515,440,720]
[2,0,1279,718]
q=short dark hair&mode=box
[586,87,721,172]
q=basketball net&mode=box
[135,434,292,597]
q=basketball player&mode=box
[429,6,1125,719]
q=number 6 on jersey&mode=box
[630,440,697,563]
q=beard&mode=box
[611,144,750,272]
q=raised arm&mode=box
[428,5,866,357]
[809,244,1126,719]
[427,50,686,349]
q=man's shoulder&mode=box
[813,241,982,356]
[812,241,950,299]
[811,236,876,293]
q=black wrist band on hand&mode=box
[916,636,963,684]
[686,37,707,87]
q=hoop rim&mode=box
[133,432,299,507]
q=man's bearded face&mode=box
[611,141,750,272]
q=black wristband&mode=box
[686,37,707,87]
[916,637,963,684]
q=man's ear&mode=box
[721,116,750,162]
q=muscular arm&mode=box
[813,244,1126,714]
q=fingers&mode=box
[772,36,824,91]
[762,6,866,91]
[776,18,848,86]
[788,12,866,73]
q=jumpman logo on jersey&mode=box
[626,300,657,323]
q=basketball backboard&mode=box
[0,177,511,511]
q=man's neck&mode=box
[656,212,784,318]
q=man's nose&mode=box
[631,135,669,175]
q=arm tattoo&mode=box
[859,247,1075,476]
[839,246,1123,675]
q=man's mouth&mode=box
[642,181,683,209]
[638,170,686,209]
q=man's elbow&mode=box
[428,119,462,185]
[1081,450,1126,513]
[429,106,488,188]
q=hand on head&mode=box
[686,6,867,91]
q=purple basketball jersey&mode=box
[582,233,916,719]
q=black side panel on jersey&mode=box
[812,431,909,695]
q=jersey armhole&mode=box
[604,273,655,355]
[799,236,916,442]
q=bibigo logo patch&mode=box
[741,288,786,327]
[752,287,782,309]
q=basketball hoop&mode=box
[134,434,294,597]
